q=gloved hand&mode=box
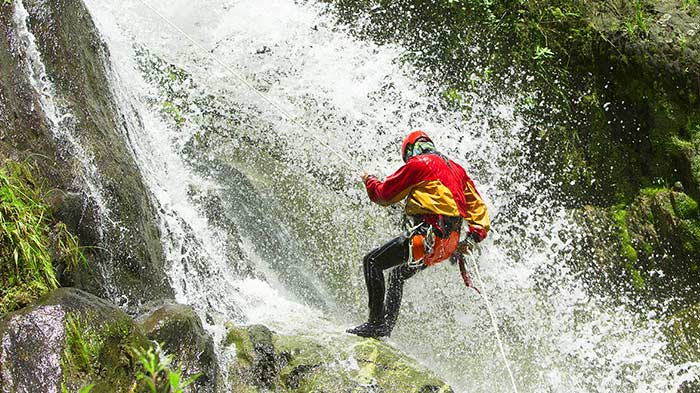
[361,171,370,182]
[458,231,482,252]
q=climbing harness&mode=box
[406,222,461,268]
[135,0,362,173]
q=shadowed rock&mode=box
[139,303,218,392]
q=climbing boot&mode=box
[346,320,389,338]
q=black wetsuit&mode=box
[363,233,426,332]
[362,216,462,333]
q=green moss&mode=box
[629,266,646,289]
[223,323,254,367]
[162,101,185,126]
[61,311,147,393]
[353,339,450,392]
[677,219,700,254]
[666,304,700,362]
[640,187,666,198]
[63,314,102,378]
[674,193,699,219]
[0,160,85,315]
[612,206,638,263]
[273,334,449,392]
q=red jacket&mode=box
[365,153,490,240]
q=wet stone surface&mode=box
[0,305,66,393]
[0,288,148,393]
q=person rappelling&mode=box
[347,130,490,338]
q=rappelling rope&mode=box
[468,252,520,393]
[135,0,362,173]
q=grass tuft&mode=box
[0,160,85,314]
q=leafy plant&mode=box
[78,385,95,393]
[63,315,100,375]
[533,45,554,61]
[630,0,649,37]
[132,343,200,393]
[0,160,85,314]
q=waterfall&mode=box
[11,0,122,302]
[82,0,698,391]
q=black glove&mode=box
[469,231,481,243]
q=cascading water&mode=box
[82,0,698,391]
[11,0,122,301]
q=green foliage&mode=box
[629,265,646,289]
[0,160,85,314]
[533,45,554,61]
[132,343,200,393]
[675,193,699,219]
[2,0,12,5]
[78,385,95,393]
[625,0,649,37]
[61,311,152,392]
[63,315,101,377]
[162,101,185,126]
[62,383,94,393]
[612,206,638,263]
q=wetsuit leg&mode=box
[362,235,409,323]
[385,263,427,332]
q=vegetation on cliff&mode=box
[0,160,84,314]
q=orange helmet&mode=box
[401,130,432,162]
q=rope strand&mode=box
[136,0,362,173]
[469,253,519,393]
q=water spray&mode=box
[134,3,519,392]
[135,0,362,174]
[468,252,519,393]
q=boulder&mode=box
[139,304,218,392]
[223,323,453,392]
[0,288,148,393]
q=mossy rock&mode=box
[0,288,148,392]
[666,303,700,392]
[139,303,218,392]
[222,323,453,392]
[223,323,286,390]
[667,303,700,362]
[575,187,700,306]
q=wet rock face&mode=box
[577,189,700,309]
[0,288,148,393]
[0,0,173,309]
[139,304,218,392]
[223,323,453,392]
[0,304,65,392]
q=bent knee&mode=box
[363,253,376,269]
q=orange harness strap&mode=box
[411,231,460,266]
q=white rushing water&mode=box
[83,0,697,391]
